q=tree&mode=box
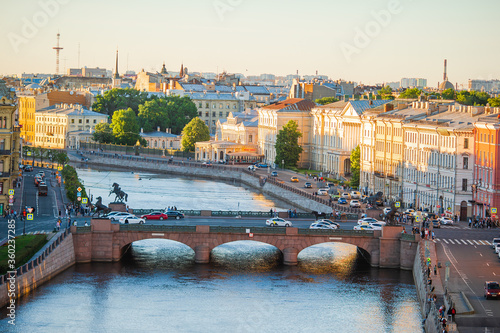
[399,88,422,99]
[274,120,303,168]
[55,151,69,166]
[378,86,394,100]
[349,145,360,189]
[181,117,210,152]
[488,97,500,107]
[457,90,490,106]
[93,123,115,144]
[92,88,151,117]
[441,88,455,100]
[315,97,339,105]
[111,108,141,146]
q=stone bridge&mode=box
[71,219,419,269]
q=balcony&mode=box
[0,150,11,155]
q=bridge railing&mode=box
[74,226,91,233]
[401,233,416,241]
[209,226,287,234]
[298,229,374,236]
[119,225,197,232]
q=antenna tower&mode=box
[53,32,63,75]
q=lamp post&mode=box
[282,159,284,170]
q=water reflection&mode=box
[211,241,282,271]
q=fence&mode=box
[80,142,195,159]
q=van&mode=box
[38,184,48,196]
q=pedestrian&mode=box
[450,306,456,322]
[434,265,437,275]
[59,209,61,217]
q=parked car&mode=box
[358,217,379,225]
[317,189,328,196]
[310,221,338,230]
[350,191,361,199]
[304,182,312,188]
[166,211,185,219]
[338,197,347,204]
[141,212,168,220]
[266,217,292,227]
[290,176,299,182]
[439,217,454,225]
[118,214,145,224]
[484,281,500,299]
[341,192,351,200]
[257,163,268,168]
[23,165,33,172]
[353,224,375,231]
[350,200,361,208]
[271,171,278,177]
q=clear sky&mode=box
[1,0,499,88]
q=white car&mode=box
[350,200,361,208]
[316,219,340,228]
[118,214,145,224]
[350,191,361,199]
[369,223,385,230]
[310,221,338,230]
[248,165,258,171]
[358,217,379,225]
[341,192,351,200]
[495,243,500,254]
[493,238,500,249]
[266,218,292,227]
[317,189,329,196]
[383,207,392,215]
[106,212,132,221]
[439,217,454,225]
[353,224,375,231]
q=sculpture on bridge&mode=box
[91,196,111,217]
[366,191,383,206]
[385,201,399,226]
[109,182,128,203]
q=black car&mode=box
[166,211,185,219]
[304,182,312,188]
[24,165,33,172]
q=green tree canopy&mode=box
[457,90,490,106]
[92,88,151,117]
[92,123,115,144]
[181,117,210,152]
[378,86,394,100]
[349,145,360,189]
[274,120,303,168]
[138,95,197,134]
[488,97,500,107]
[111,108,141,145]
[441,88,455,100]
[315,97,339,105]
[399,88,422,99]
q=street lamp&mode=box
[282,159,284,170]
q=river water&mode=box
[74,165,291,211]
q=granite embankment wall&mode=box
[70,153,345,214]
[0,231,75,308]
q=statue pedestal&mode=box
[109,202,127,212]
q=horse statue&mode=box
[385,201,399,226]
[109,182,128,203]
[91,196,111,217]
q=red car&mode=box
[485,281,500,299]
[141,212,168,220]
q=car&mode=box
[166,211,185,219]
[358,217,379,225]
[492,238,500,249]
[141,212,169,220]
[383,207,392,215]
[369,223,385,230]
[326,183,335,188]
[102,211,123,219]
[330,194,340,201]
[107,212,134,221]
[439,217,454,225]
[338,197,347,204]
[257,163,268,168]
[266,217,292,227]
[317,189,328,196]
[34,176,43,186]
[118,214,145,224]
[310,221,338,230]
[425,220,441,229]
[271,171,278,177]
[316,219,340,228]
[38,183,48,196]
[202,161,212,165]
[353,224,375,231]
[350,200,361,208]
[248,165,258,171]
[484,281,500,299]
[374,199,384,206]
[495,243,500,254]
[304,182,312,188]
[291,176,299,182]
[23,165,33,172]
[341,193,351,200]
[37,171,45,178]
[350,191,361,199]
[403,209,415,215]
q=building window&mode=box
[464,138,469,149]
[205,103,209,108]
[249,135,253,143]
[79,119,82,123]
[219,112,223,117]
[93,119,96,123]
[226,112,229,117]
[198,112,202,117]
[462,179,467,191]
[86,119,89,123]
[71,119,75,124]
[212,112,216,117]
[463,156,468,169]
[205,112,209,117]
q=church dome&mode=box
[439,80,454,91]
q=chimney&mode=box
[383,104,394,112]
[443,59,447,81]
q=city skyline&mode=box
[1,0,499,87]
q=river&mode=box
[0,240,422,332]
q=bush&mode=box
[0,235,48,275]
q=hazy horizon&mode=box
[1,0,499,88]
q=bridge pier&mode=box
[283,247,298,266]
[195,245,211,264]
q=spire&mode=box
[161,62,167,74]
[114,49,119,79]
[180,63,184,77]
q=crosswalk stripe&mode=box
[466,240,475,245]
[461,239,468,245]
[484,240,491,245]
[478,240,487,245]
[448,239,455,244]
[473,240,482,245]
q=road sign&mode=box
[492,207,497,214]
[77,187,82,192]
[8,198,13,204]
[436,205,441,208]
[415,216,420,222]
[77,192,81,197]
[57,166,63,171]
[395,202,400,208]
[8,189,14,195]
[27,207,33,213]
[82,198,88,204]
[27,151,31,156]
[27,213,33,220]
[249,233,254,238]
[77,197,81,202]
